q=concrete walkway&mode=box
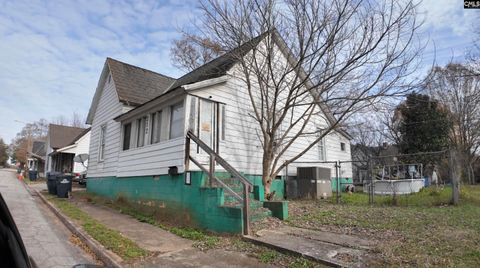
[69,196,273,267]
[247,226,374,267]
[0,169,95,268]
[74,200,193,253]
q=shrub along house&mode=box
[86,32,352,234]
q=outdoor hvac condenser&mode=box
[296,167,332,199]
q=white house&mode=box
[55,129,91,174]
[45,124,90,174]
[84,31,352,233]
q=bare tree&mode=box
[51,115,68,126]
[10,119,48,164]
[171,33,224,71]
[71,112,86,128]
[51,113,86,128]
[426,63,480,184]
[194,0,424,197]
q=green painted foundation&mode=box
[263,201,288,220]
[330,177,353,192]
[87,172,243,233]
[87,171,288,234]
[244,174,285,200]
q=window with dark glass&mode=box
[122,123,131,150]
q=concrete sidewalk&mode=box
[68,195,274,267]
[246,226,374,267]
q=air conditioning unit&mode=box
[296,167,332,199]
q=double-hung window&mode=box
[99,124,107,161]
[170,102,184,139]
[136,116,148,147]
[122,123,131,150]
[150,111,162,144]
[317,128,325,161]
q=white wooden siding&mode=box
[115,96,186,177]
[187,42,352,178]
[87,70,123,178]
[117,137,185,177]
[73,131,90,173]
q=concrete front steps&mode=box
[216,177,273,223]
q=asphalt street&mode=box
[0,169,96,268]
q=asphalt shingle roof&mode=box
[106,58,176,106]
[48,124,87,150]
[167,31,268,91]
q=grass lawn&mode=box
[287,185,480,267]
[42,192,149,262]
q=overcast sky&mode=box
[0,0,478,143]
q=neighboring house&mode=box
[55,128,91,174]
[351,143,402,183]
[86,31,352,234]
[27,140,46,177]
[45,124,89,174]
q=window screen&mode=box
[170,102,184,139]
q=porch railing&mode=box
[185,130,253,235]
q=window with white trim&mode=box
[170,102,184,139]
[136,116,148,147]
[151,111,162,144]
[122,123,131,150]
[317,128,326,161]
[99,124,107,161]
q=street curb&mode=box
[32,188,123,268]
[242,235,344,268]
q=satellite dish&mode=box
[74,154,89,164]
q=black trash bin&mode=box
[47,172,61,195]
[28,171,38,181]
[56,175,73,198]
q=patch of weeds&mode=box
[43,193,149,262]
[170,227,206,240]
[259,250,278,263]
[287,258,317,268]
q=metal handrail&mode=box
[186,130,253,189]
[189,155,243,202]
[185,130,251,235]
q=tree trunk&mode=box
[262,150,273,197]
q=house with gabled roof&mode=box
[45,124,89,174]
[27,140,46,177]
[85,31,352,234]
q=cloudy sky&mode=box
[0,0,478,143]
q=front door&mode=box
[199,99,214,150]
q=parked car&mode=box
[73,171,87,185]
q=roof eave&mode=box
[114,87,187,122]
